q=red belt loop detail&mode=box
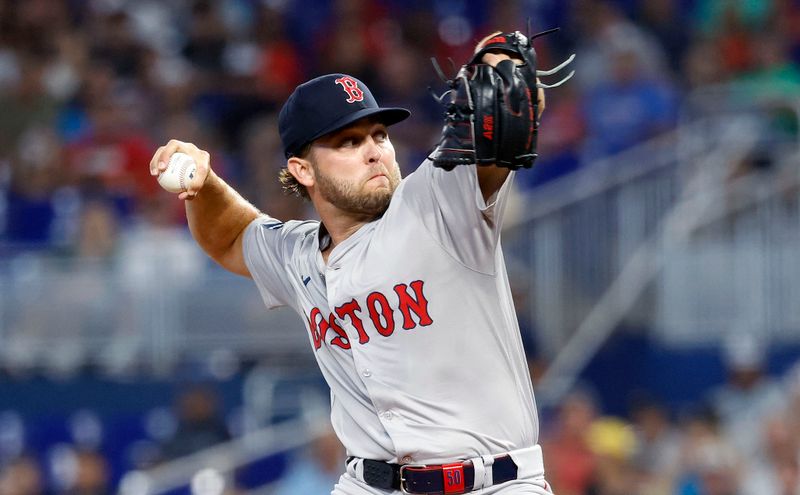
[442,463,466,494]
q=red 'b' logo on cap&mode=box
[335,76,364,103]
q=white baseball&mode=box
[158,152,197,193]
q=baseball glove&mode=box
[429,29,574,170]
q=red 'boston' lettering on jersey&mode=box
[367,291,395,337]
[326,317,351,350]
[336,299,369,344]
[394,280,433,329]
[309,307,351,350]
[305,280,434,351]
[308,307,325,349]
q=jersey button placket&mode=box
[324,263,341,304]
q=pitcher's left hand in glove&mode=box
[430,29,574,171]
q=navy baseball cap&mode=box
[279,74,411,158]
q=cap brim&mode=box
[309,107,411,145]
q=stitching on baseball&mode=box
[178,159,186,191]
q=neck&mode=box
[316,202,376,260]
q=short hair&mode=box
[278,142,313,200]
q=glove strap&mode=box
[470,32,537,70]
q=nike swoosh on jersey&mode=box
[302,276,311,286]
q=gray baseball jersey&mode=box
[243,159,539,464]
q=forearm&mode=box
[476,165,512,202]
[186,170,260,268]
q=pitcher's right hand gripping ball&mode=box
[430,29,575,170]
[149,140,210,200]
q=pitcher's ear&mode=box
[287,156,315,188]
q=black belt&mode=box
[351,454,518,494]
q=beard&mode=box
[314,162,401,217]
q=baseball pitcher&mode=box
[149,30,573,495]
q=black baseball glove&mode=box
[429,29,574,171]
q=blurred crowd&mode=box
[2,0,800,493]
[0,384,235,495]
[538,337,800,495]
[4,337,799,495]
[1,0,799,254]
